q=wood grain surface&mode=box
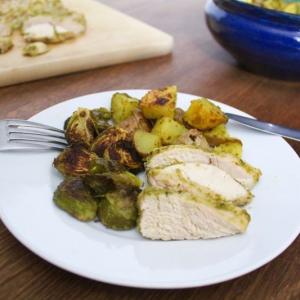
[0,0,299,299]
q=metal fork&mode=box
[0,119,68,151]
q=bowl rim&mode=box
[213,0,300,27]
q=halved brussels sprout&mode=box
[84,171,141,196]
[91,127,142,171]
[53,177,98,221]
[65,108,97,147]
[91,107,111,133]
[98,190,139,230]
[53,145,99,177]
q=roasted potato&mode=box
[183,98,228,130]
[65,107,97,147]
[53,178,98,221]
[111,93,139,124]
[91,127,142,171]
[152,117,187,145]
[174,129,211,151]
[140,86,177,119]
[98,190,139,230]
[213,138,243,158]
[133,130,162,157]
[118,111,151,137]
[203,124,229,140]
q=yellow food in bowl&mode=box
[241,0,300,14]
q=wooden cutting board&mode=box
[0,0,173,87]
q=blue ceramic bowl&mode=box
[205,0,300,79]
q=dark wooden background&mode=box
[0,0,299,299]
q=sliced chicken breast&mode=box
[148,163,253,206]
[146,145,261,190]
[138,187,250,240]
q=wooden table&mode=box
[0,0,299,299]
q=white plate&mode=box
[0,90,299,289]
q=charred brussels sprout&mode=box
[53,178,97,221]
[91,107,111,120]
[89,157,125,174]
[91,127,143,171]
[91,107,111,133]
[65,108,97,147]
[53,146,99,177]
[91,127,128,156]
[98,190,139,230]
[84,171,142,196]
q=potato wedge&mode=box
[140,86,177,119]
[118,111,151,137]
[183,98,228,130]
[111,93,139,124]
[152,117,187,145]
[133,130,161,157]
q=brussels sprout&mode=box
[91,127,143,171]
[63,116,71,131]
[91,107,111,120]
[91,107,112,133]
[98,190,139,230]
[111,93,139,124]
[89,157,125,174]
[53,178,97,221]
[65,108,98,147]
[91,127,128,156]
[84,171,141,196]
[83,174,115,196]
[23,41,49,56]
[53,145,99,177]
[107,171,142,190]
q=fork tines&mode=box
[4,119,67,151]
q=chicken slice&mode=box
[138,186,250,240]
[146,145,261,190]
[148,163,253,206]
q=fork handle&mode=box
[226,113,300,142]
